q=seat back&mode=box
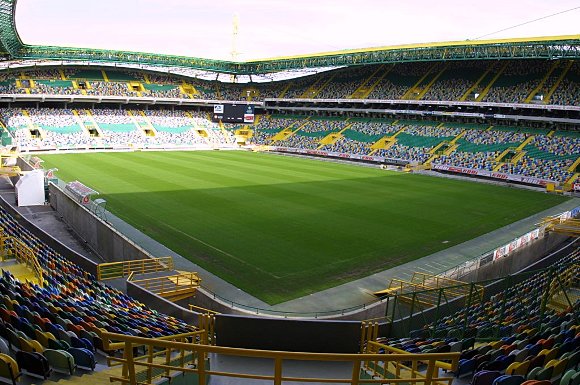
[5,329,20,350]
[514,348,530,362]
[534,366,554,381]
[67,348,95,371]
[0,338,9,355]
[0,353,20,385]
[19,337,37,353]
[43,349,76,375]
[560,369,578,385]
[492,374,525,385]
[552,358,569,378]
[571,371,580,385]
[15,351,50,378]
[472,370,501,385]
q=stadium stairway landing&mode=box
[207,353,352,385]
[0,175,578,316]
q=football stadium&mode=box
[0,0,579,384]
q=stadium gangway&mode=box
[542,263,580,314]
[0,231,44,287]
[100,330,459,385]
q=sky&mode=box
[13,0,580,61]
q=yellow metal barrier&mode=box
[189,304,220,315]
[365,341,458,385]
[197,314,216,346]
[101,331,459,385]
[97,257,174,281]
[130,272,200,301]
[0,235,44,287]
[375,272,484,307]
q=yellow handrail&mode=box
[100,331,459,385]
[189,304,220,315]
[0,235,44,287]
[130,272,200,296]
[97,257,174,280]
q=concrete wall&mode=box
[0,195,99,276]
[187,286,389,321]
[49,183,151,263]
[215,314,362,353]
[16,157,35,172]
[127,281,200,326]
[460,232,570,283]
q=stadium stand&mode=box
[0,108,235,150]
[0,206,197,344]
[319,120,400,154]
[549,61,580,106]
[422,61,490,101]
[376,248,579,383]
[495,133,580,183]
[0,59,578,106]
[482,61,546,103]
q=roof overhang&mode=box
[2,0,580,75]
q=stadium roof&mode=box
[1,0,580,75]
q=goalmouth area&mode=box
[39,150,570,305]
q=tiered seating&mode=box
[483,61,551,103]
[0,108,234,150]
[85,82,139,97]
[250,117,296,144]
[404,124,462,138]
[282,72,335,99]
[0,60,570,104]
[378,249,579,383]
[320,120,401,155]
[315,66,377,99]
[550,62,580,106]
[141,110,207,147]
[0,207,196,337]
[435,128,528,171]
[0,108,97,149]
[376,123,456,163]
[277,134,321,150]
[368,62,436,100]
[276,119,345,149]
[0,204,196,382]
[34,80,83,95]
[90,108,142,147]
[422,61,489,101]
[498,134,579,182]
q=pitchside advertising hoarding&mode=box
[213,104,255,123]
[492,228,540,261]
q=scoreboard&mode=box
[212,104,255,123]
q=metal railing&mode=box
[365,340,458,385]
[130,272,200,299]
[97,257,174,281]
[0,234,44,287]
[101,330,460,385]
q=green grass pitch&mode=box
[39,151,568,304]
